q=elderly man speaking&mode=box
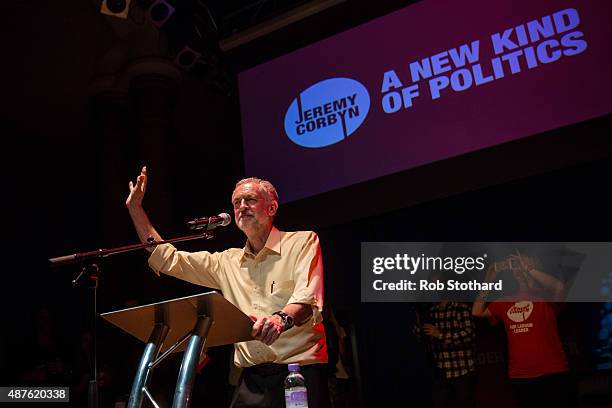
[126,166,330,408]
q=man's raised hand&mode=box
[126,166,147,209]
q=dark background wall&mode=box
[3,1,611,407]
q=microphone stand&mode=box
[49,232,216,267]
[49,231,216,408]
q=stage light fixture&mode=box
[173,46,201,71]
[100,0,131,19]
[147,0,176,28]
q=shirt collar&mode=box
[241,226,282,260]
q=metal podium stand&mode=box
[101,291,253,408]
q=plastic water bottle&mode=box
[284,363,309,408]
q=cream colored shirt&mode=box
[148,227,327,367]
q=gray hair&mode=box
[235,177,279,204]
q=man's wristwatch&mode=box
[272,311,294,332]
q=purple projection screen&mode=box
[239,0,612,203]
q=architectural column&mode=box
[127,58,182,233]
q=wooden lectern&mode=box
[101,291,253,408]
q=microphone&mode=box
[187,213,232,231]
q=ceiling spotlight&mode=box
[147,0,176,28]
[173,46,201,71]
[100,0,131,19]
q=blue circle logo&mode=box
[284,78,370,148]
